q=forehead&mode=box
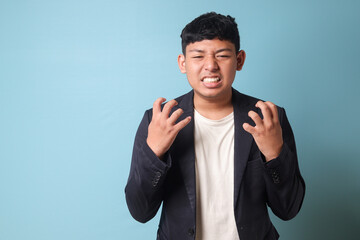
[185,39,236,54]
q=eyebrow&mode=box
[188,48,233,54]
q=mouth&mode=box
[201,76,222,88]
[202,77,221,83]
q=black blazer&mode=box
[125,89,305,240]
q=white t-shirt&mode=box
[194,109,240,240]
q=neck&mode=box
[193,90,233,120]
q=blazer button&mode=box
[152,180,157,187]
[273,176,280,184]
[187,228,195,236]
[271,171,280,184]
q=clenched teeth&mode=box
[203,77,220,83]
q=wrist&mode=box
[146,138,165,159]
[264,143,283,162]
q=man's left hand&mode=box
[243,101,283,162]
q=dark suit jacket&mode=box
[125,89,305,240]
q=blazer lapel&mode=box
[232,89,256,207]
[171,91,196,212]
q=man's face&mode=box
[178,38,245,102]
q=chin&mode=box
[196,89,230,99]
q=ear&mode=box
[178,54,186,73]
[236,50,246,71]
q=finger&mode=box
[174,116,191,132]
[162,99,178,119]
[248,110,263,127]
[255,101,273,121]
[264,101,279,122]
[153,97,166,117]
[243,123,256,135]
[168,108,184,125]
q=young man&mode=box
[125,12,305,240]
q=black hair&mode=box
[180,12,240,54]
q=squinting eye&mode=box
[217,55,230,58]
[192,56,203,59]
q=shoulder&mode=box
[144,90,194,116]
[173,90,194,107]
[231,88,263,107]
[231,88,285,119]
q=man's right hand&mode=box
[146,98,191,159]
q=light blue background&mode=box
[1,0,359,239]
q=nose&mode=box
[204,56,219,72]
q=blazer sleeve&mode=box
[263,107,306,220]
[125,110,172,223]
